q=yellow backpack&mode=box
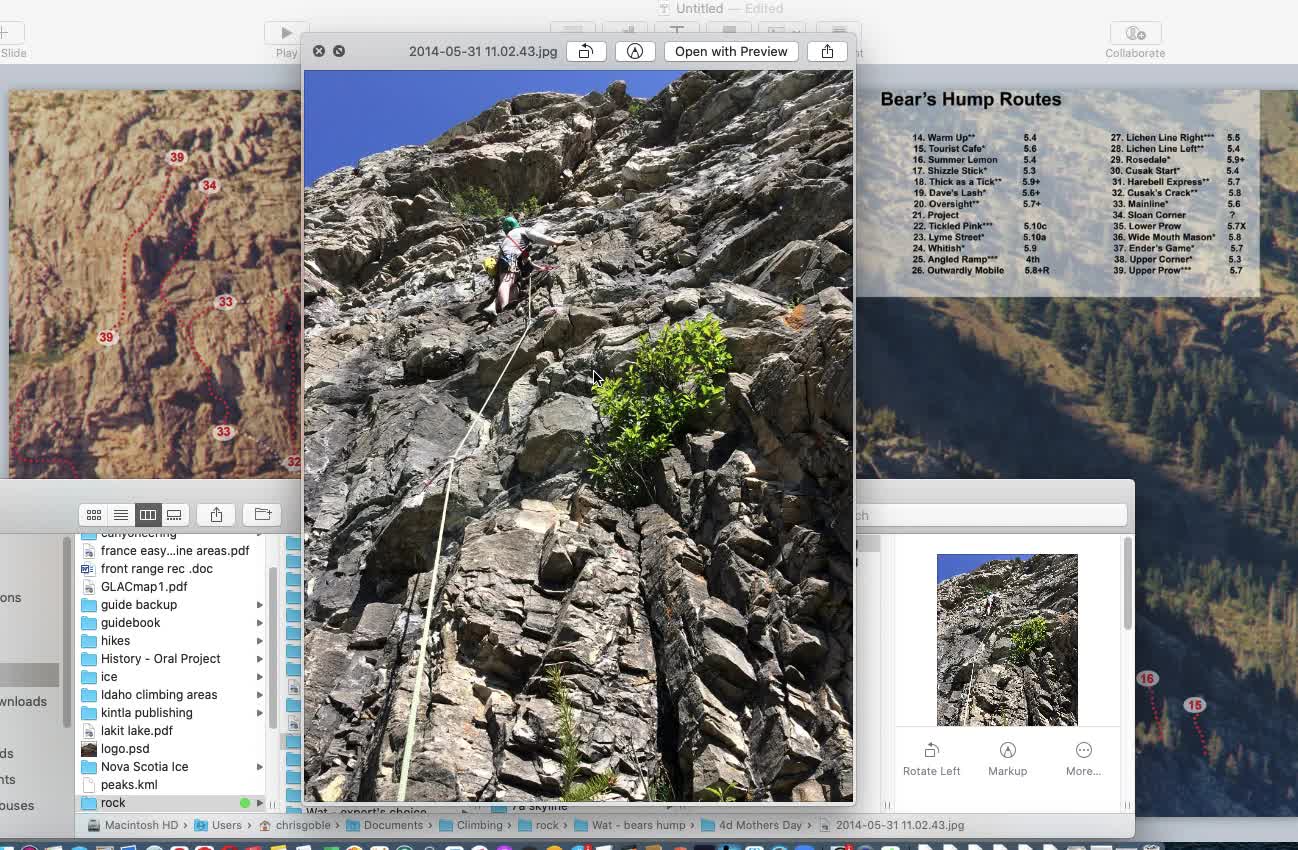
[482,256,498,276]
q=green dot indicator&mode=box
[239,797,251,809]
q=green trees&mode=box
[589,317,732,503]
[1010,615,1049,663]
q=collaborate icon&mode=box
[1125,25,1147,41]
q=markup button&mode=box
[665,41,799,62]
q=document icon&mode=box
[80,652,97,667]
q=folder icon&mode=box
[80,760,98,775]
[574,819,588,832]
[287,752,302,767]
[286,572,301,587]
[286,607,302,623]
[81,671,98,685]
[81,599,97,612]
[287,536,302,550]
[438,819,454,832]
[286,662,302,677]
[81,688,97,703]
[286,735,302,748]
[286,789,301,803]
[81,652,97,667]
[286,698,302,713]
[81,706,97,721]
[286,554,302,568]
[81,635,98,649]
[286,770,302,784]
[286,626,302,640]
[81,616,97,630]
[286,644,302,659]
[80,796,98,810]
[286,590,302,604]
[518,819,533,832]
[700,819,716,832]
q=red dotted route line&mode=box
[149,196,235,426]
[1191,712,1210,758]
[114,170,174,331]
[1144,685,1165,745]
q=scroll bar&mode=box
[1124,536,1134,630]
[63,536,72,727]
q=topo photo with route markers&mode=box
[8,89,302,479]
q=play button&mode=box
[264,20,308,44]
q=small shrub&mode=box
[702,779,746,803]
[627,101,644,117]
[1010,615,1049,663]
[589,317,732,503]
[548,666,616,803]
[449,186,504,219]
[519,195,543,219]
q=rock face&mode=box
[8,90,301,478]
[936,554,1079,727]
[301,70,853,802]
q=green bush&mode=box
[449,186,544,221]
[449,186,504,218]
[589,317,732,503]
[519,195,543,219]
[1010,615,1049,663]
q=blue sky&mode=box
[936,554,1036,584]
[304,69,683,184]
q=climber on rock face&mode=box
[985,592,997,616]
[486,214,572,317]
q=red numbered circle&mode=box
[1183,696,1207,714]
[212,424,237,442]
[96,329,119,347]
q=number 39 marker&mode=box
[96,329,119,347]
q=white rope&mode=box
[396,283,535,801]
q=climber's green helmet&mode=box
[501,215,519,232]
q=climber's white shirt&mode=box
[500,225,562,264]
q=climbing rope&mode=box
[396,285,536,801]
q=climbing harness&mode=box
[395,282,536,801]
